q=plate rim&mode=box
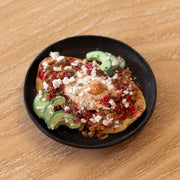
[23,35,157,149]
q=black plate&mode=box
[24,35,156,148]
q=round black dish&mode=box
[24,35,156,148]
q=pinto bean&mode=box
[89,126,95,132]
[78,124,85,131]
[82,131,88,137]
[48,60,56,65]
[88,131,95,137]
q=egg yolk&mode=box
[87,80,104,95]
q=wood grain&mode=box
[0,0,180,179]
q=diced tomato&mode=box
[120,83,127,90]
[86,63,93,74]
[125,95,131,101]
[119,113,127,120]
[116,91,122,99]
[100,95,111,106]
[74,117,80,124]
[129,104,135,111]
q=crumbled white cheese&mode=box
[91,67,96,77]
[52,79,62,89]
[38,90,43,100]
[65,118,69,123]
[57,56,64,62]
[124,102,129,108]
[81,118,87,123]
[129,91,133,95]
[107,116,113,122]
[69,77,75,83]
[42,61,48,70]
[71,61,79,66]
[109,99,117,110]
[89,114,102,124]
[43,81,49,91]
[94,115,102,123]
[64,66,72,71]
[115,120,119,125]
[114,124,120,129]
[62,77,75,85]
[112,60,118,66]
[64,106,70,111]
[122,98,127,104]
[123,90,129,95]
[102,120,108,126]
[53,66,62,72]
[63,77,70,85]
[39,90,42,95]
[106,79,114,90]
[77,71,83,78]
[79,92,84,97]
[102,116,113,126]
[81,65,87,74]
[112,73,118,79]
[36,106,44,110]
[89,118,95,123]
[49,51,60,60]
[92,60,97,67]
[102,106,111,110]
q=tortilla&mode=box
[35,53,146,138]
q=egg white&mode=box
[64,72,117,110]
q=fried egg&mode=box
[64,72,117,110]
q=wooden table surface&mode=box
[1,0,180,179]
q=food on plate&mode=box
[33,50,146,139]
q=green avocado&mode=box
[86,50,125,76]
[119,58,125,68]
[48,111,81,130]
[33,92,49,118]
[43,96,65,126]
[86,51,111,72]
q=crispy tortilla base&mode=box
[36,77,43,93]
[36,56,146,135]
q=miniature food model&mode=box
[33,51,146,139]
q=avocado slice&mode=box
[43,96,65,126]
[33,92,49,118]
[86,50,125,77]
[48,111,81,130]
[86,51,111,72]
[119,59,125,68]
